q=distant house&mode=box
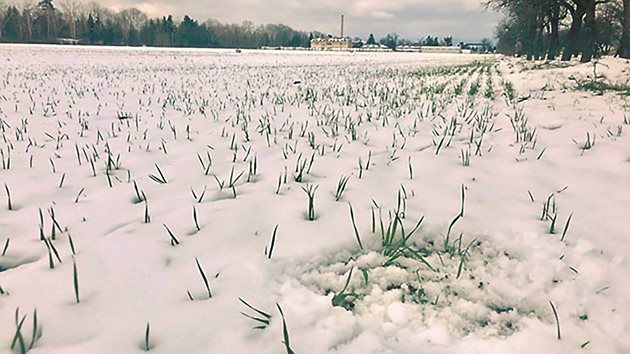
[310,36,353,51]
[382,45,461,53]
[57,38,79,45]
[357,44,391,52]
[420,46,462,54]
[397,45,422,53]
[459,42,491,53]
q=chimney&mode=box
[340,14,344,38]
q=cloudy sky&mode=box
[100,0,500,41]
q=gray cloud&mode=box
[86,0,499,41]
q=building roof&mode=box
[311,37,352,43]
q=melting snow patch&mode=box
[287,226,599,343]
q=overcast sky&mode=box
[99,0,500,41]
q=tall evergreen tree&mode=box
[37,0,56,39]
[87,14,95,43]
[0,4,9,40]
[367,33,376,45]
[380,33,398,49]
[2,6,22,40]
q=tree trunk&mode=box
[524,3,538,60]
[580,1,597,63]
[46,13,51,39]
[18,14,22,40]
[548,1,561,60]
[23,12,32,41]
[0,15,6,40]
[534,23,545,60]
[619,0,630,58]
[26,18,32,40]
[562,4,586,61]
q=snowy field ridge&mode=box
[0,45,629,354]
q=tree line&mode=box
[0,0,319,48]
[363,33,466,50]
[0,0,479,51]
[489,0,630,61]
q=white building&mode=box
[310,37,353,51]
[419,46,462,54]
[356,44,392,52]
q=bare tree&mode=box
[486,0,541,59]
[119,8,147,44]
[0,0,8,40]
[85,1,113,22]
[547,0,564,59]
[579,0,600,62]
[560,0,612,62]
[489,0,617,62]
[20,0,36,40]
[59,0,79,38]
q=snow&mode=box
[0,44,629,354]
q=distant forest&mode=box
[0,0,468,50]
[0,0,320,48]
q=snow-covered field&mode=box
[0,44,629,354]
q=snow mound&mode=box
[288,221,605,343]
